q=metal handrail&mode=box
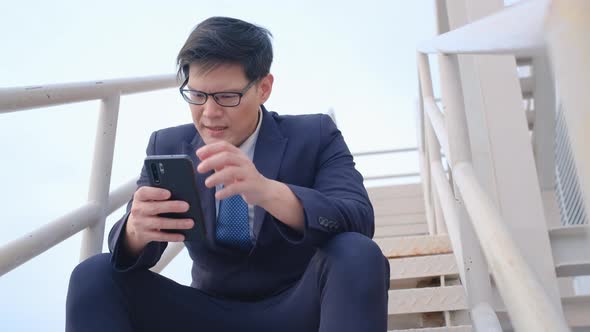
[362,172,420,181]
[0,178,139,277]
[417,0,549,56]
[0,75,177,113]
[453,162,568,331]
[0,202,100,276]
[0,75,177,276]
[353,147,421,182]
[352,147,417,157]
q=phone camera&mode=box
[150,163,161,184]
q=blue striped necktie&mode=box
[216,194,252,251]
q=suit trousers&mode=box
[66,232,390,332]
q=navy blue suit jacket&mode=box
[108,106,374,301]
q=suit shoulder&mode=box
[270,112,335,134]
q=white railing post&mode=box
[435,49,495,311]
[416,82,437,235]
[419,31,495,317]
[80,94,121,261]
[417,53,440,235]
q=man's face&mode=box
[186,63,273,147]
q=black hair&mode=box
[176,17,273,82]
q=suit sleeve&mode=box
[108,131,169,271]
[273,114,374,247]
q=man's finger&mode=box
[204,166,245,188]
[197,151,245,174]
[148,216,194,231]
[196,141,239,160]
[133,200,189,217]
[134,186,171,201]
[145,230,185,243]
[215,182,247,200]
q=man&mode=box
[66,16,390,332]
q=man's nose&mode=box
[201,96,223,117]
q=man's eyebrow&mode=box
[186,84,243,93]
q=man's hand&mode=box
[197,141,305,233]
[124,187,195,258]
[196,141,272,205]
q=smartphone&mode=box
[144,155,206,242]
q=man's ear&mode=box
[258,74,274,104]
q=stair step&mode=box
[495,295,590,329]
[376,235,452,258]
[389,286,467,314]
[562,295,590,328]
[555,262,590,277]
[550,225,590,277]
[372,196,426,216]
[367,183,423,201]
[376,213,427,227]
[390,326,472,332]
[390,254,458,283]
[376,223,429,238]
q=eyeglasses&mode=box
[179,78,257,107]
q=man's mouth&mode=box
[204,125,227,132]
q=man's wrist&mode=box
[123,224,144,259]
[258,178,279,207]
[258,179,305,232]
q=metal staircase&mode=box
[366,183,471,331]
[368,181,590,331]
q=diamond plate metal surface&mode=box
[390,254,458,280]
[376,235,453,258]
[389,286,467,314]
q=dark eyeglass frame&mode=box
[179,78,257,107]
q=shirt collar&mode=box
[237,107,262,161]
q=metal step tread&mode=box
[550,224,590,277]
[375,213,427,227]
[390,254,458,282]
[367,183,424,200]
[376,223,429,238]
[389,286,467,314]
[373,197,426,216]
[376,234,452,259]
[390,326,472,332]
[495,295,590,328]
[555,261,590,277]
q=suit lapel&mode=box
[183,134,217,248]
[252,107,288,243]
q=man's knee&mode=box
[321,232,389,283]
[67,253,115,309]
[69,253,113,285]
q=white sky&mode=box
[0,0,435,330]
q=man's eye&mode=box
[216,93,238,100]
[190,91,207,99]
